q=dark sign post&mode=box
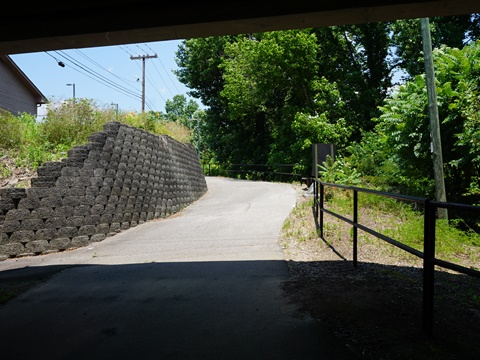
[312,143,336,179]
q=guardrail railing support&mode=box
[423,199,435,337]
[315,178,480,338]
[353,189,358,268]
[320,182,324,239]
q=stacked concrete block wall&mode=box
[0,122,208,261]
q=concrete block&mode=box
[50,237,71,250]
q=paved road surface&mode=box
[0,177,357,359]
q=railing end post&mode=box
[423,199,435,338]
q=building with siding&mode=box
[0,55,47,116]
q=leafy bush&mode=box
[318,155,361,186]
[0,109,24,149]
[41,98,112,147]
[373,41,480,203]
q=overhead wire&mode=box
[51,50,142,101]
[123,44,162,110]
[43,42,184,112]
[124,43,176,111]
[113,42,185,109]
[46,38,145,108]
[144,42,183,95]
[72,48,139,91]
[145,62,168,106]
[135,45,170,107]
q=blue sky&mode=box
[10,39,198,116]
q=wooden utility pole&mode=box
[420,17,448,220]
[130,53,158,112]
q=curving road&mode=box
[0,176,356,359]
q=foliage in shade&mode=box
[372,41,480,205]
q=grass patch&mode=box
[281,187,480,271]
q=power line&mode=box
[55,50,140,97]
[44,42,143,105]
[120,43,183,109]
[145,67,168,107]
[123,44,161,109]
[127,44,173,102]
[144,42,182,94]
[51,50,142,101]
[41,42,185,112]
[72,48,139,90]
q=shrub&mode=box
[0,109,24,149]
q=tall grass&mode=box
[319,187,480,269]
[0,101,192,185]
[282,185,479,269]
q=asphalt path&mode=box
[0,176,357,359]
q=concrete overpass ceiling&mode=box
[1,1,480,54]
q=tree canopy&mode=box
[173,15,480,206]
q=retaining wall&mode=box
[0,121,208,260]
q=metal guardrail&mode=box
[203,163,306,182]
[312,179,480,337]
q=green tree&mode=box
[374,41,480,203]
[220,30,321,164]
[286,77,352,174]
[312,22,392,138]
[173,25,395,166]
[164,94,200,127]
[390,15,480,78]
[174,36,239,163]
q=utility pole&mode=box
[420,17,448,220]
[130,53,157,112]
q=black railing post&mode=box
[319,182,324,239]
[423,199,435,337]
[353,189,358,268]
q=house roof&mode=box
[0,55,47,106]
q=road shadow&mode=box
[0,259,359,360]
[282,258,480,360]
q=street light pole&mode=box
[66,83,75,104]
[111,102,119,120]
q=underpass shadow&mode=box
[0,259,359,360]
[1,257,478,360]
[282,258,480,360]
[304,190,480,357]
